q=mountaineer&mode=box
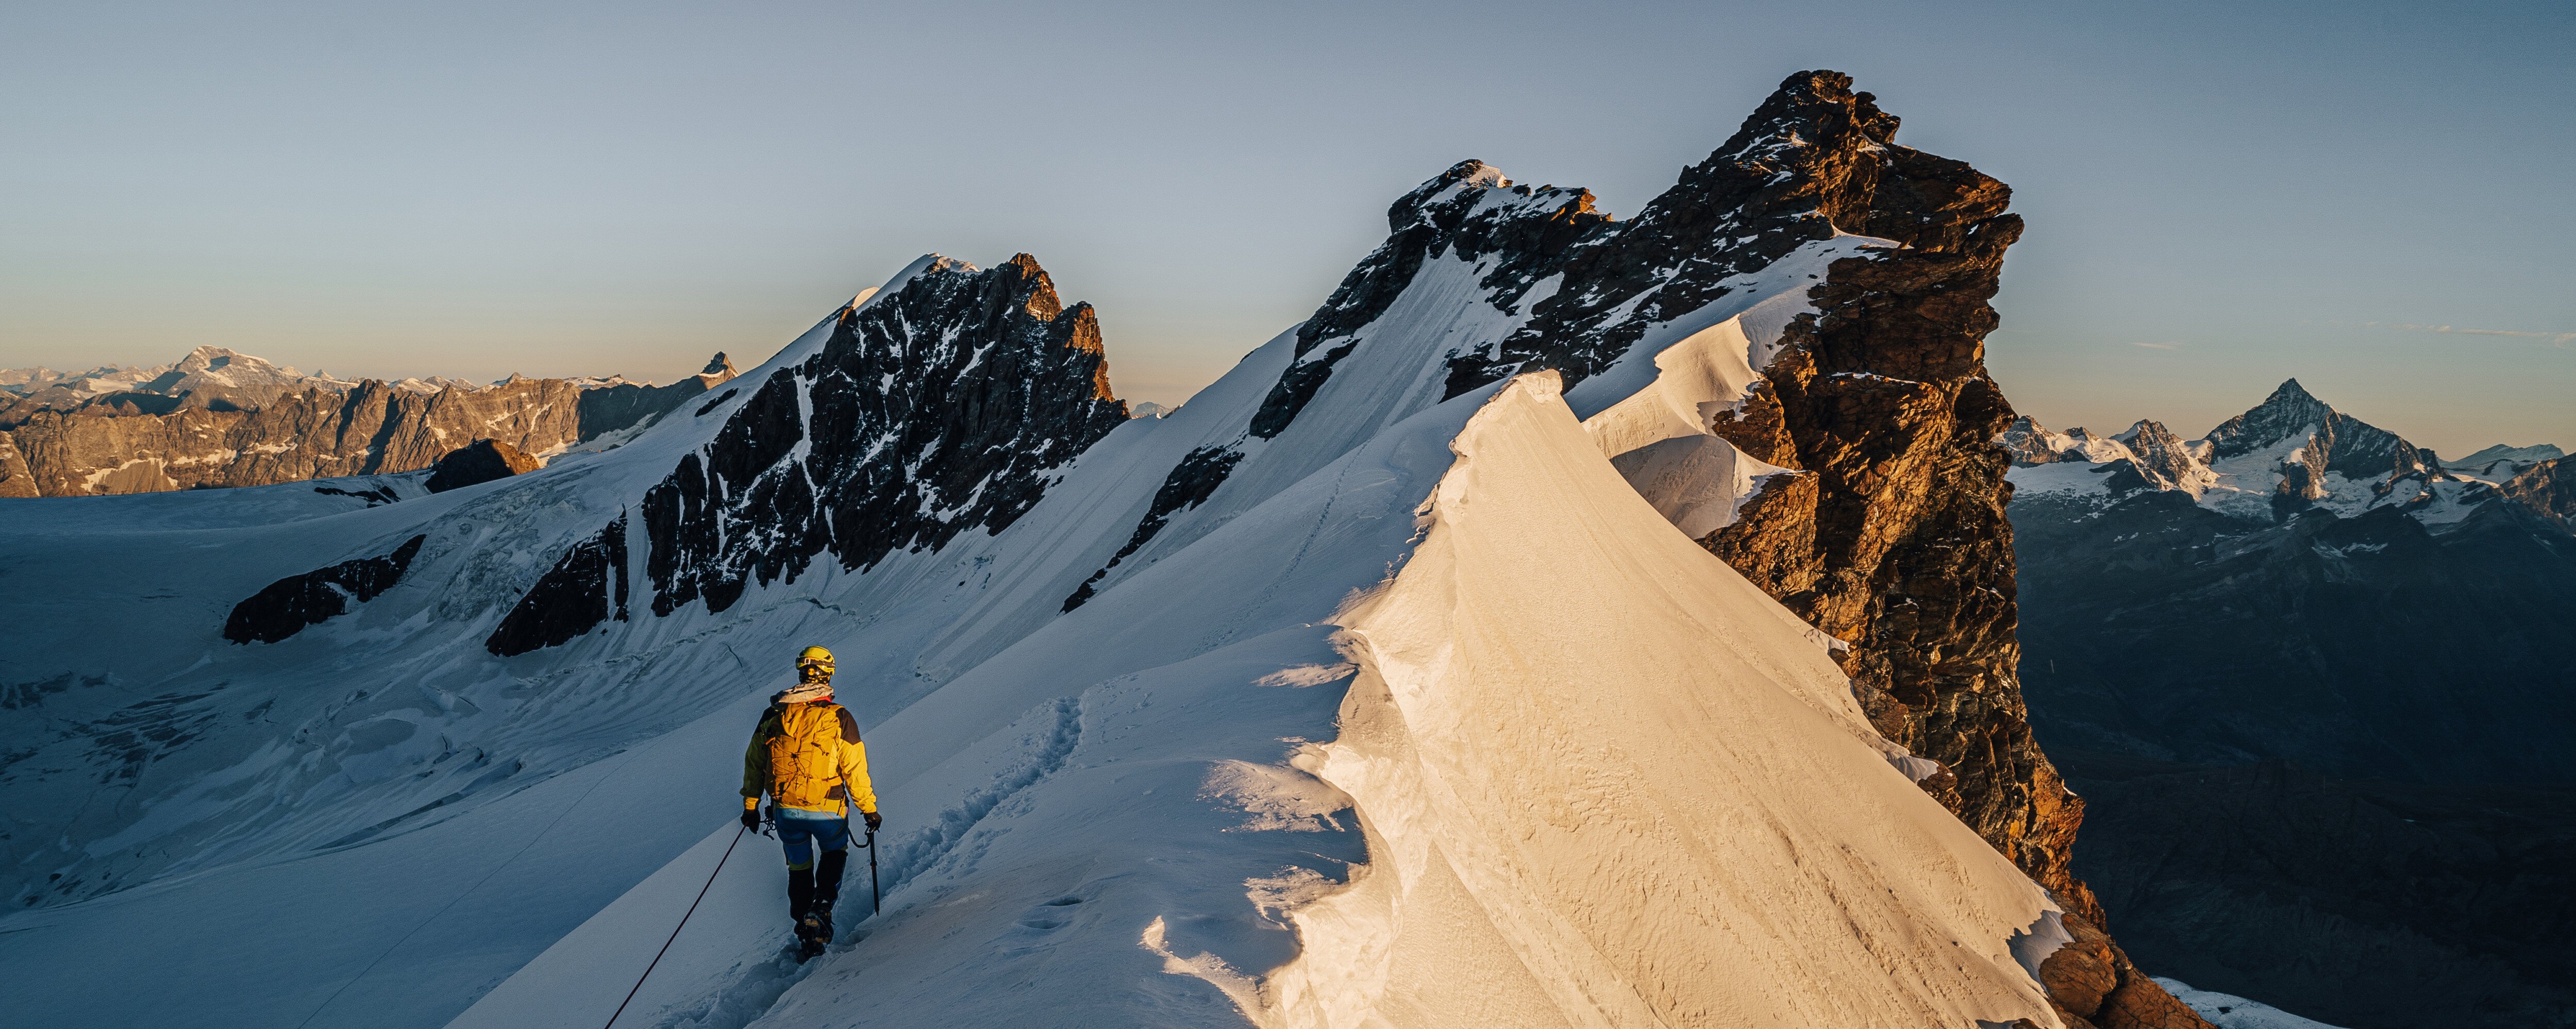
[742,645,881,959]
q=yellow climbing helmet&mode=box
[796,645,835,677]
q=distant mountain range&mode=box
[0,347,737,497]
[2004,379,2576,1026]
[2003,378,2568,530]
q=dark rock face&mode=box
[494,255,1126,648]
[641,255,1125,618]
[424,438,544,493]
[2061,754,2576,1029]
[1140,163,1604,563]
[223,535,428,644]
[487,519,629,656]
[311,482,404,507]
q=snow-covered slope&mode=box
[4,73,2101,1029]
[2153,981,2348,1029]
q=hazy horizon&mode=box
[6,1,2569,455]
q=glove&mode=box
[863,810,882,832]
[741,807,760,831]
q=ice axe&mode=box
[863,829,880,915]
[832,770,880,916]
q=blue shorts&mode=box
[775,806,850,869]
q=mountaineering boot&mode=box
[792,847,847,960]
[798,898,834,959]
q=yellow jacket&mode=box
[742,700,877,817]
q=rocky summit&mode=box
[487,254,1126,656]
[423,438,544,494]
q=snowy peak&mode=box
[2200,378,2425,488]
[2201,378,2333,461]
[2112,419,2217,496]
[140,345,336,397]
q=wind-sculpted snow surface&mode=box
[1242,374,2060,1028]
[3,71,2161,1029]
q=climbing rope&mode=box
[603,823,748,1029]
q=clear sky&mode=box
[5,1,2569,456]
